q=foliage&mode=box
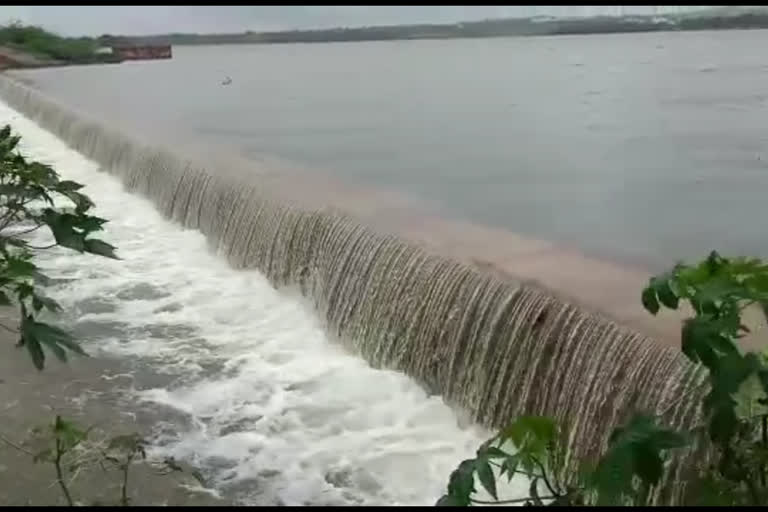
[642,251,768,504]
[5,415,203,506]
[29,415,90,506]
[439,251,768,506]
[0,21,117,64]
[100,433,148,506]
[0,125,208,506]
[437,414,684,506]
[0,124,118,369]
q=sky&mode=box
[0,6,714,37]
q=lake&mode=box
[16,29,768,270]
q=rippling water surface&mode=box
[15,29,768,268]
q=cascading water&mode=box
[0,75,710,504]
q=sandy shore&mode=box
[0,308,229,506]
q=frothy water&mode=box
[0,76,712,505]
[0,101,516,505]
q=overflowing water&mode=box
[0,100,514,505]
[0,76,711,504]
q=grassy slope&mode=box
[0,24,118,67]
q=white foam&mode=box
[0,102,528,505]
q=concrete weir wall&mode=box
[0,75,711,504]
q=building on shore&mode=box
[98,35,172,61]
[110,43,172,61]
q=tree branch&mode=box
[530,455,560,497]
[0,322,18,334]
[0,432,35,456]
[7,223,43,238]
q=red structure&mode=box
[112,45,172,61]
[0,54,20,70]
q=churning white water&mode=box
[0,102,532,505]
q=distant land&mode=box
[103,6,768,46]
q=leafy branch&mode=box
[0,123,118,369]
[440,251,768,506]
[4,415,206,506]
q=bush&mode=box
[0,123,117,369]
[439,252,768,506]
[0,22,103,63]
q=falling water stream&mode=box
[0,100,521,505]
[0,77,710,504]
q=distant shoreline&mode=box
[107,9,768,47]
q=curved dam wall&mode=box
[0,75,709,503]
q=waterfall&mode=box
[0,75,710,504]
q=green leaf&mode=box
[41,209,85,252]
[15,282,34,301]
[501,455,520,482]
[20,315,87,369]
[22,324,46,370]
[31,293,61,313]
[445,459,475,505]
[652,276,679,310]
[55,180,84,192]
[480,446,508,459]
[436,494,465,507]
[641,286,660,315]
[41,334,68,362]
[476,458,498,500]
[681,317,726,368]
[75,215,107,234]
[53,415,88,451]
[500,415,556,449]
[651,430,687,450]
[592,441,633,505]
[708,402,738,445]
[83,238,118,259]
[592,414,686,505]
[633,444,664,485]
[5,257,36,278]
[711,352,760,395]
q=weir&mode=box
[0,75,709,504]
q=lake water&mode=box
[16,29,768,269]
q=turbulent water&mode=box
[0,100,511,506]
[0,76,711,504]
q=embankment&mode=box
[0,75,712,503]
